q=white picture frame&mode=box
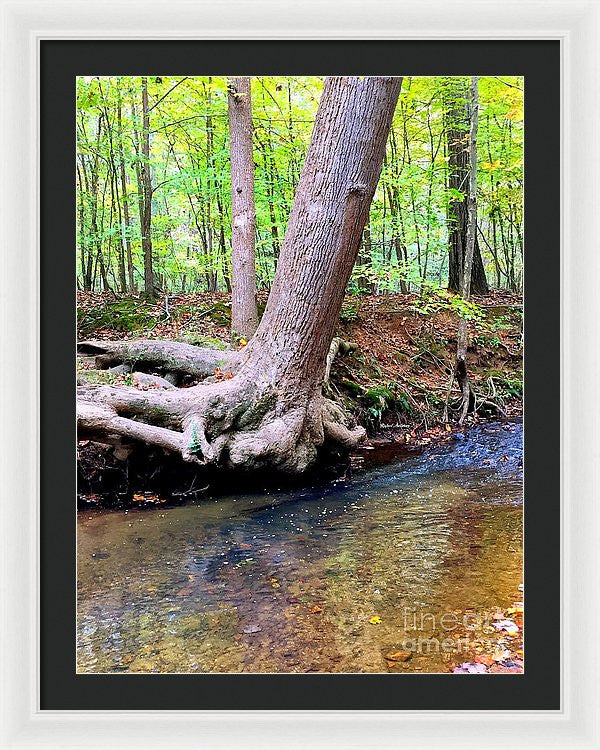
[1,1,598,747]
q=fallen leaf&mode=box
[369,615,382,625]
[490,647,511,662]
[308,605,323,613]
[490,663,522,674]
[493,619,519,635]
[453,662,487,674]
[242,624,261,634]
[385,650,411,662]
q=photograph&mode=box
[75,73,524,675]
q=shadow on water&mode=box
[77,421,523,673]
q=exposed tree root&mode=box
[77,364,365,475]
[77,339,239,383]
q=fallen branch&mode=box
[77,339,239,382]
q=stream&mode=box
[77,421,523,673]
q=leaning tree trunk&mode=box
[228,76,259,340]
[456,76,479,425]
[78,76,402,474]
[445,77,488,296]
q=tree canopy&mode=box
[76,75,523,296]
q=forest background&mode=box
[76,75,523,297]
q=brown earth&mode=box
[77,289,523,437]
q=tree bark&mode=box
[444,78,489,296]
[228,77,259,339]
[456,76,479,424]
[78,76,402,474]
[140,77,155,299]
[117,83,135,292]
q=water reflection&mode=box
[77,422,523,673]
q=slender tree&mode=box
[116,83,135,291]
[228,76,259,339]
[78,76,403,474]
[444,77,488,295]
[140,77,155,299]
[455,76,479,424]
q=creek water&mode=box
[77,421,523,673]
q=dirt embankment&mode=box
[77,290,522,503]
[78,289,522,430]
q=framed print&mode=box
[1,1,599,749]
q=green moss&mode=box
[77,299,155,337]
[187,419,203,455]
[339,379,363,395]
[179,333,228,350]
[205,301,231,326]
[340,380,413,431]
[76,367,119,385]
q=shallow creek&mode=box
[77,421,523,673]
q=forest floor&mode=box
[77,288,523,436]
[77,289,522,501]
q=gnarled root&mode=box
[77,373,365,475]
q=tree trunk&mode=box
[444,78,489,296]
[228,77,259,340]
[455,76,479,424]
[117,85,135,292]
[78,76,402,475]
[140,77,155,299]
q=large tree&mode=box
[77,76,402,474]
[228,76,259,339]
[444,77,489,295]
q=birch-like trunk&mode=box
[228,77,259,339]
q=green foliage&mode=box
[340,380,412,431]
[408,285,485,323]
[493,374,522,398]
[76,75,523,295]
[473,332,501,349]
[339,303,359,323]
[187,420,203,456]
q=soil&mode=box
[77,290,522,505]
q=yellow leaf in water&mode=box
[369,615,382,625]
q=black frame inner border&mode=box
[40,40,560,711]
